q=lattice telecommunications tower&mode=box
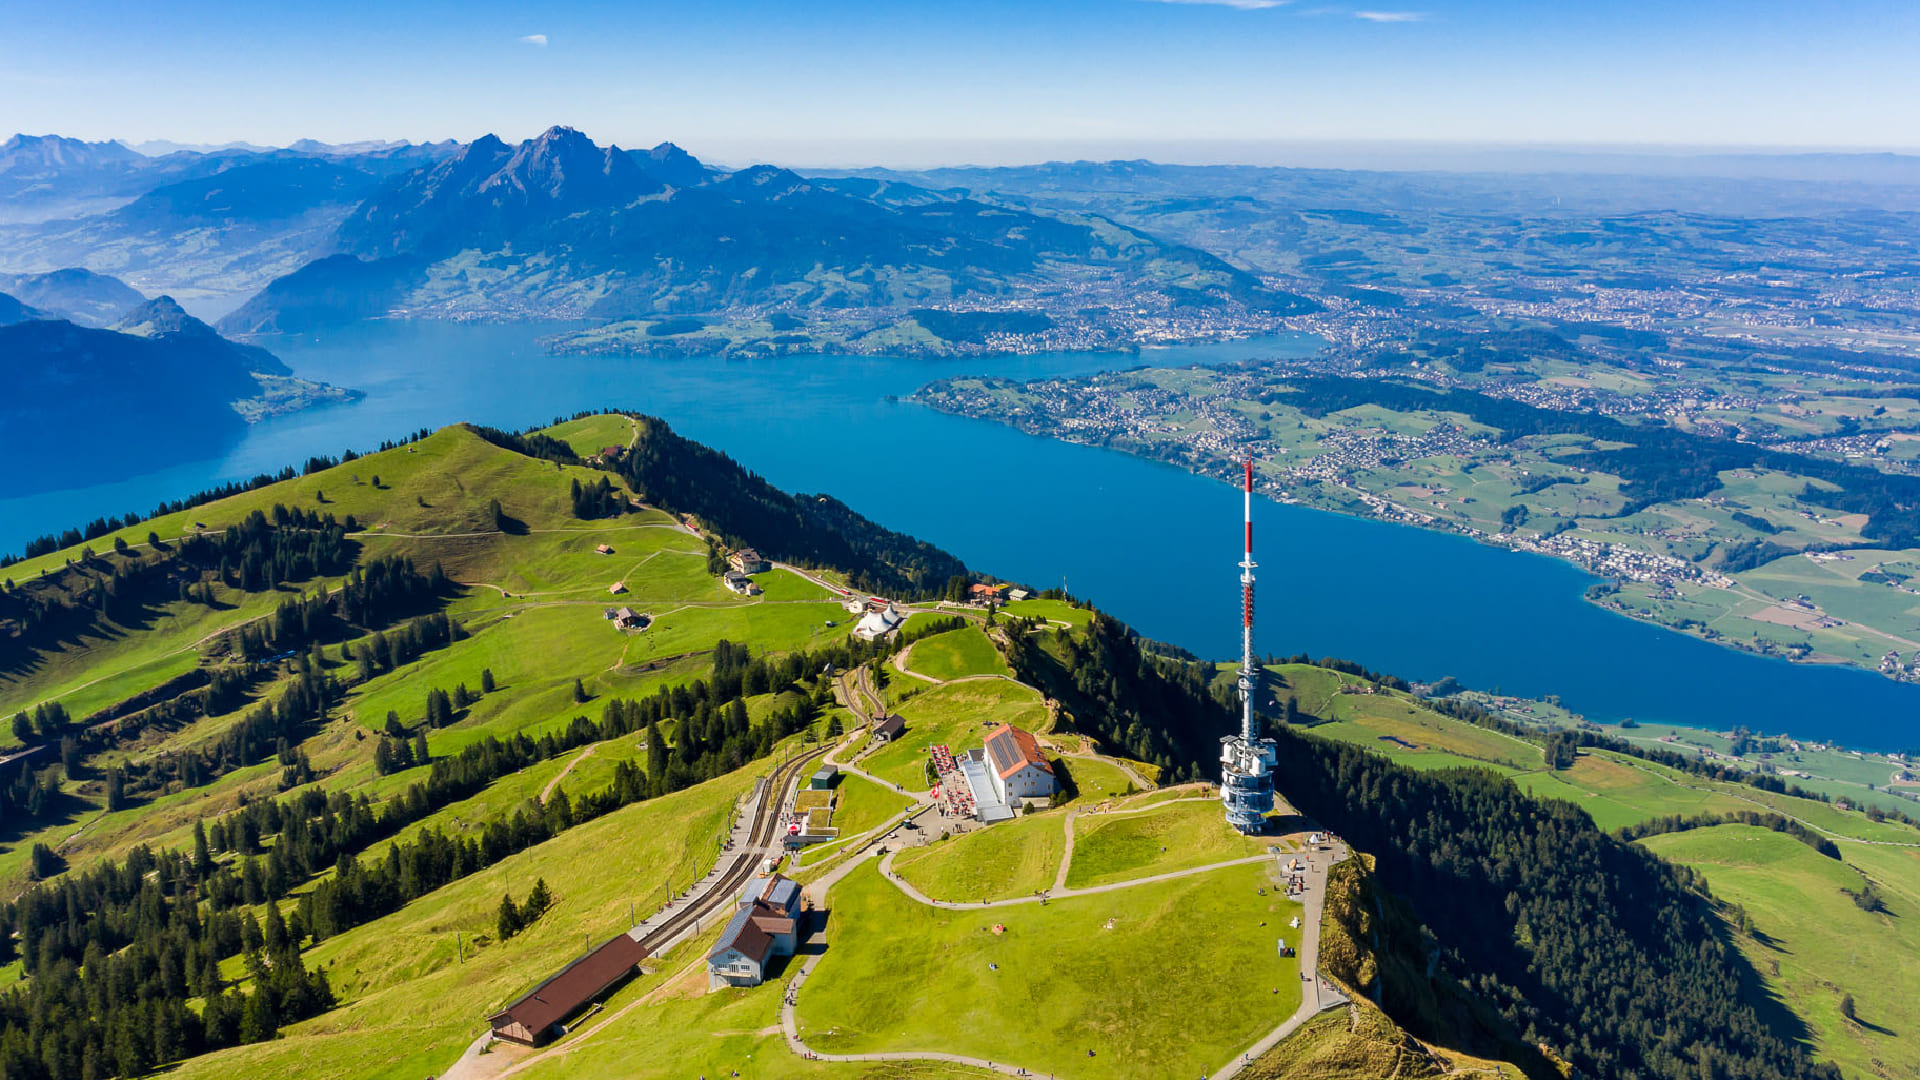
[1220,458,1278,833]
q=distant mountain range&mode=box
[0,134,460,312]
[0,286,354,496]
[220,126,1310,346]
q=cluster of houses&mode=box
[968,582,1031,604]
[724,548,768,596]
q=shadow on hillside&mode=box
[1713,907,1822,1057]
[0,787,92,853]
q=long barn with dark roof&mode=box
[488,933,649,1046]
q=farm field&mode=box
[1059,754,1138,803]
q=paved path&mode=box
[879,848,1276,910]
[890,644,943,684]
[1209,842,1352,1080]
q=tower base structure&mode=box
[1220,733,1278,833]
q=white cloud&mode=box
[519,33,549,46]
[1354,10,1425,21]
[1141,0,1292,10]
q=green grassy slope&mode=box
[902,627,1009,680]
[796,858,1301,1080]
[1640,825,1920,1080]
[171,767,756,1080]
[891,810,1068,902]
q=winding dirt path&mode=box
[540,742,602,804]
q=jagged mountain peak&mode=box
[1,133,145,173]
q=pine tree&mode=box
[481,668,496,694]
[497,893,523,941]
[527,877,552,918]
[193,820,215,879]
[412,730,430,766]
[646,720,667,781]
[573,679,588,704]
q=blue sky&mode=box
[4,0,1917,164]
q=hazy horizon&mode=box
[9,0,1919,161]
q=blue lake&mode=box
[5,321,1917,748]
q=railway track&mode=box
[632,744,828,953]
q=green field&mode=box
[830,772,917,841]
[891,810,1069,902]
[1640,825,1920,1080]
[1065,799,1274,889]
[1058,754,1138,803]
[541,414,635,457]
[857,680,1050,791]
[796,858,1300,1080]
[902,626,1010,681]
[1000,598,1092,628]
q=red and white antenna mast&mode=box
[1238,457,1259,740]
[1221,456,1277,834]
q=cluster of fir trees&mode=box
[0,841,333,1080]
[225,557,447,662]
[114,660,337,801]
[1,506,366,669]
[0,760,62,821]
[569,475,629,520]
[348,610,463,681]
[9,701,72,743]
[496,878,553,941]
[53,668,254,772]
